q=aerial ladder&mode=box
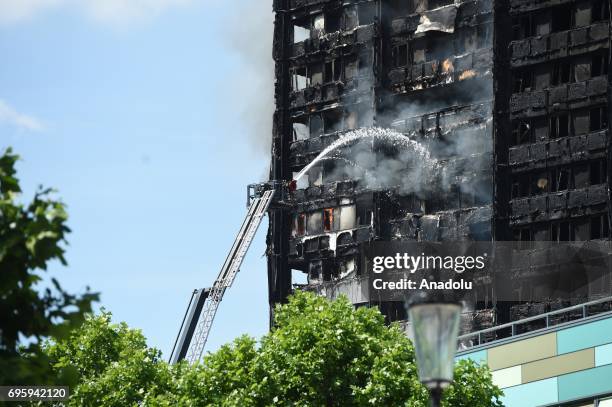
[169,184,277,364]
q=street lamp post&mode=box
[406,299,462,407]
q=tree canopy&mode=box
[46,291,503,406]
[0,148,98,385]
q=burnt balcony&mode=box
[291,24,376,59]
[509,130,607,170]
[387,49,492,94]
[510,22,609,67]
[510,184,608,224]
[510,76,608,116]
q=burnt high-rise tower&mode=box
[267,0,612,332]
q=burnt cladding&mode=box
[268,0,612,331]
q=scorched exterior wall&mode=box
[268,0,612,330]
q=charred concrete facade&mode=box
[492,0,612,325]
[268,0,612,330]
[497,0,611,243]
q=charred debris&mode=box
[266,0,612,336]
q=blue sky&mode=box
[0,0,275,357]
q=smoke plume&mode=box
[224,2,274,158]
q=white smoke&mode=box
[295,120,493,203]
[223,1,274,158]
[296,127,442,197]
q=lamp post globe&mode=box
[407,300,462,407]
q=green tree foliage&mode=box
[46,312,174,405]
[0,148,98,385]
[47,291,503,406]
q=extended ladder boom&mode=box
[170,188,275,364]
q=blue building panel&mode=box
[557,364,612,402]
[501,378,558,407]
[557,318,612,355]
[595,343,612,367]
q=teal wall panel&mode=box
[455,349,487,365]
[557,318,612,355]
[558,364,612,402]
[596,343,612,367]
[501,378,558,407]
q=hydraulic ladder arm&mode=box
[170,187,276,364]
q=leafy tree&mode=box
[47,291,503,406]
[46,312,174,406]
[0,148,98,385]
